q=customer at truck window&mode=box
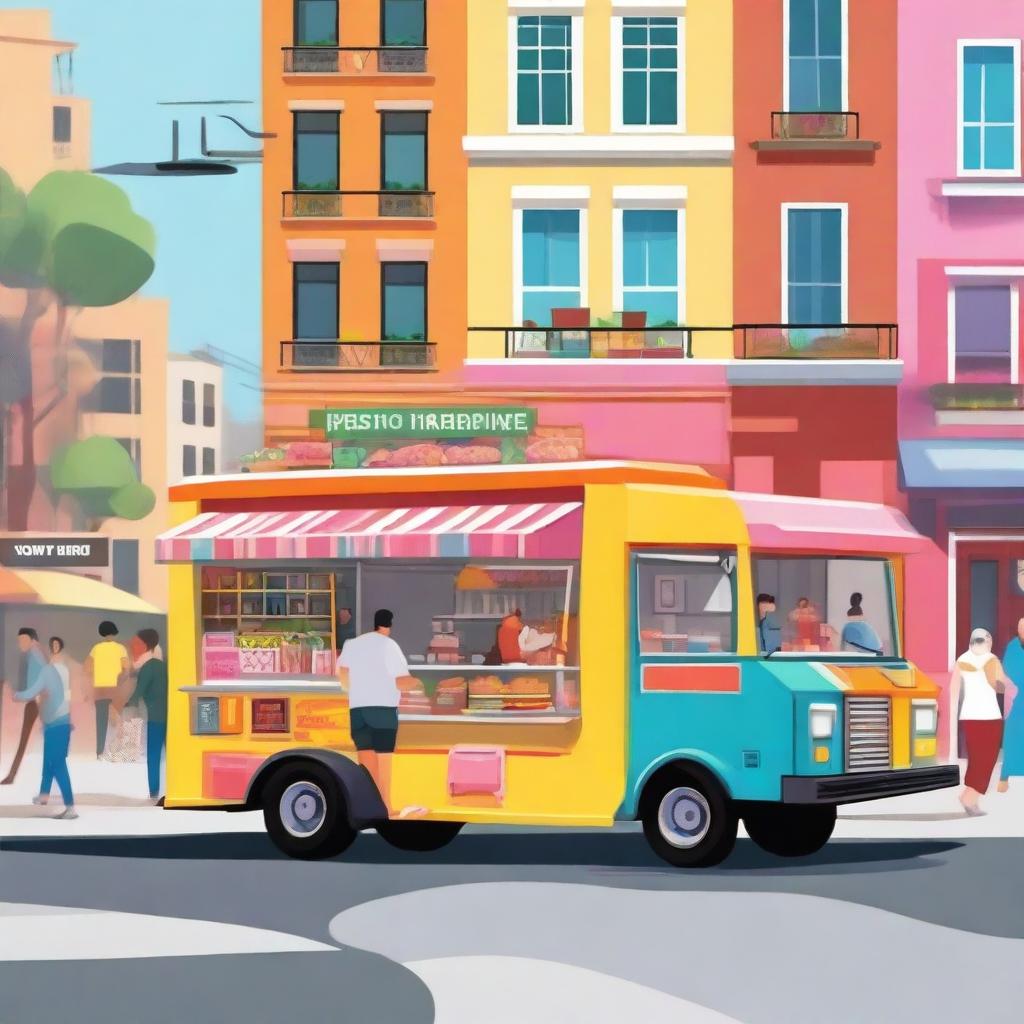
[998,617,1024,792]
[757,594,781,654]
[336,609,425,820]
[951,628,1008,815]
[840,593,884,655]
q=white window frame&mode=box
[508,12,584,133]
[780,202,848,323]
[610,14,686,133]
[782,0,848,112]
[612,192,686,325]
[946,282,1020,385]
[956,39,1022,178]
[512,193,589,325]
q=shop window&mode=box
[294,0,337,47]
[753,556,896,657]
[952,285,1016,384]
[635,552,737,655]
[519,208,582,326]
[203,383,216,427]
[293,111,339,191]
[182,379,196,424]
[786,0,844,112]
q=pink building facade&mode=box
[899,1,1024,745]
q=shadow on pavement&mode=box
[0,831,964,872]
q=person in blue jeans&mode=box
[14,636,76,819]
[126,628,167,804]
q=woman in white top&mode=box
[950,628,1007,815]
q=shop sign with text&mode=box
[319,406,537,440]
[0,537,109,568]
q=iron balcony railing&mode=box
[280,340,437,372]
[282,46,428,75]
[929,382,1024,411]
[469,326,734,360]
[281,190,434,219]
[771,111,861,141]
[735,324,898,360]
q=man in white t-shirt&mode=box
[337,609,422,818]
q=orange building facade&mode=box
[730,0,901,502]
[262,0,468,445]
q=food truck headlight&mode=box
[913,700,938,735]
[809,704,837,740]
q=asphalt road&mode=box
[1,829,1022,1023]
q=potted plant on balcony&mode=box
[551,307,590,358]
[589,314,619,358]
[642,320,686,358]
[608,310,646,357]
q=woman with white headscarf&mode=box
[950,627,1008,815]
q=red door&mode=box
[955,540,1024,657]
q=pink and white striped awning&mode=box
[156,503,583,562]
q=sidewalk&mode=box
[0,757,1020,840]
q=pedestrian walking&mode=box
[85,621,129,759]
[125,628,167,803]
[15,636,76,819]
[950,628,1008,814]
[0,628,47,785]
[998,617,1024,791]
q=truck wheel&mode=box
[744,804,837,858]
[263,762,357,860]
[376,820,464,852]
[641,767,737,868]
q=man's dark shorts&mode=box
[349,706,399,753]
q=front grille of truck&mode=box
[845,696,892,773]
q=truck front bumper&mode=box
[781,765,960,805]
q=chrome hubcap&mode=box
[280,781,327,838]
[657,787,711,849]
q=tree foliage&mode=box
[50,435,156,523]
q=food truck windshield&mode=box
[197,560,580,718]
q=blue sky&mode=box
[1,0,263,420]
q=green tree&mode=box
[0,168,155,530]
[50,435,155,526]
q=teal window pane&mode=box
[623,26,647,45]
[382,0,425,47]
[623,290,677,325]
[518,48,538,70]
[818,58,842,109]
[296,0,337,45]
[541,17,570,46]
[962,125,982,170]
[623,210,677,288]
[985,57,1015,121]
[789,58,819,110]
[788,209,842,286]
[623,72,647,124]
[523,210,580,288]
[650,48,677,70]
[788,0,816,57]
[650,26,677,45]
[517,73,540,124]
[623,47,647,69]
[382,134,426,190]
[541,48,567,70]
[541,74,569,124]
[518,18,538,45]
[649,73,677,124]
[382,263,426,341]
[816,0,842,57]
[985,126,1015,170]
[789,284,841,324]
[294,114,339,189]
[962,54,983,121]
[295,263,339,339]
[523,290,581,327]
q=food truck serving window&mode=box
[635,551,737,655]
[753,556,898,658]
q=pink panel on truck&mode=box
[448,746,506,798]
[203,753,265,801]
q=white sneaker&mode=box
[54,808,78,820]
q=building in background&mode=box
[731,0,900,500]
[261,0,468,447]
[898,1,1024,737]
[167,353,224,482]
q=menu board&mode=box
[194,697,220,735]
[252,697,290,734]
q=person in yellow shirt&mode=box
[85,621,128,759]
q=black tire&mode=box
[743,803,837,858]
[262,762,357,860]
[376,820,464,853]
[640,765,737,868]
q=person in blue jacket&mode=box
[840,593,884,655]
[998,617,1024,791]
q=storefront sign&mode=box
[319,406,537,440]
[0,536,108,568]
[252,698,290,734]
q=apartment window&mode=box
[182,379,196,425]
[952,285,1018,384]
[112,540,140,596]
[293,111,339,191]
[382,0,425,46]
[85,339,141,414]
[294,0,337,45]
[616,17,682,129]
[959,42,1021,176]
[114,437,142,476]
[52,105,71,143]
[784,206,845,324]
[293,262,339,339]
[183,445,197,477]
[514,15,578,129]
[202,447,216,475]
[381,262,427,341]
[786,0,844,112]
[203,383,216,427]
[519,209,582,326]
[617,210,682,327]
[381,112,427,190]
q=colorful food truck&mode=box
[159,461,958,867]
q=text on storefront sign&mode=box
[321,407,537,440]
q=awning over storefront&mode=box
[736,494,928,554]
[0,567,40,604]
[1,570,162,614]
[900,440,1024,489]
[156,503,584,562]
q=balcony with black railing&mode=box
[283,46,428,75]
[735,324,898,360]
[281,190,434,220]
[280,340,437,373]
[752,112,880,153]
